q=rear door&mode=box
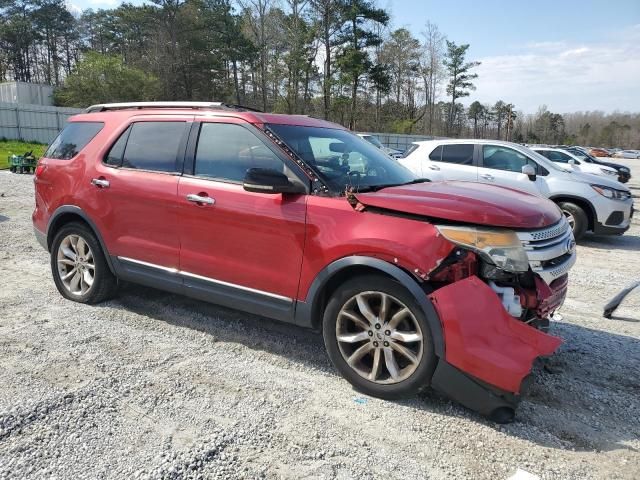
[176,119,309,319]
[477,144,551,196]
[428,143,477,181]
[91,117,191,273]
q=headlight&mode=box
[591,184,632,201]
[600,168,617,176]
[435,225,530,272]
[619,167,630,173]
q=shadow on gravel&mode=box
[581,233,640,251]
[0,215,9,223]
[98,284,640,455]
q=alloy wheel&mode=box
[563,210,576,230]
[336,291,424,384]
[56,234,95,296]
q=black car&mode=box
[558,146,631,183]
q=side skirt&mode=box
[111,256,295,323]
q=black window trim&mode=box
[101,120,191,175]
[183,120,311,193]
[45,121,105,161]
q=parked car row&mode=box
[33,102,583,422]
[400,139,634,240]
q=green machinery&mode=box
[8,151,37,174]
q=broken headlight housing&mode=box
[435,225,530,273]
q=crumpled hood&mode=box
[355,181,562,229]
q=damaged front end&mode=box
[425,219,576,421]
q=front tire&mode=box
[322,274,437,400]
[558,201,588,240]
[50,222,118,304]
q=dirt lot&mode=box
[0,160,639,480]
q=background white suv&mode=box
[531,147,619,180]
[400,139,634,240]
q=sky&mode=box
[68,0,640,114]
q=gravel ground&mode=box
[0,160,639,480]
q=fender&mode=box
[294,256,445,357]
[548,194,597,224]
[46,205,116,274]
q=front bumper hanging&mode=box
[429,275,562,420]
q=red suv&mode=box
[33,102,575,422]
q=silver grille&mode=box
[517,217,577,285]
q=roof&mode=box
[78,102,344,129]
[410,138,526,147]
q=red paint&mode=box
[356,181,562,229]
[430,276,562,393]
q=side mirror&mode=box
[568,158,576,165]
[243,168,305,195]
[522,164,537,181]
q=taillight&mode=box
[35,163,46,177]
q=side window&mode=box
[104,126,130,167]
[194,123,286,182]
[122,122,186,173]
[544,150,570,163]
[483,145,528,173]
[440,144,474,165]
[429,145,443,161]
[45,122,104,160]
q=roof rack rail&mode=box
[84,101,263,113]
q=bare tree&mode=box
[421,21,445,135]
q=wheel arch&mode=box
[47,205,115,274]
[549,194,596,231]
[295,256,445,357]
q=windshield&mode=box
[362,135,384,149]
[268,124,416,194]
[519,145,566,172]
[568,149,593,162]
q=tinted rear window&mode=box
[45,122,104,160]
[122,122,186,173]
[441,144,474,165]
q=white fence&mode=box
[0,102,82,144]
[359,132,445,151]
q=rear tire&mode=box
[9,166,16,173]
[322,274,437,400]
[558,201,588,240]
[50,222,118,304]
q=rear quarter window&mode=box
[44,122,104,160]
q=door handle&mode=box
[428,164,440,170]
[480,173,494,180]
[91,178,110,188]
[186,193,215,205]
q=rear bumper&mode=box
[34,226,47,250]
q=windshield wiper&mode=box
[349,178,431,193]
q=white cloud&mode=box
[468,26,640,114]
[65,1,82,15]
[88,0,120,6]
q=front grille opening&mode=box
[540,252,573,269]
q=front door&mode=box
[177,120,308,320]
[477,144,551,197]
